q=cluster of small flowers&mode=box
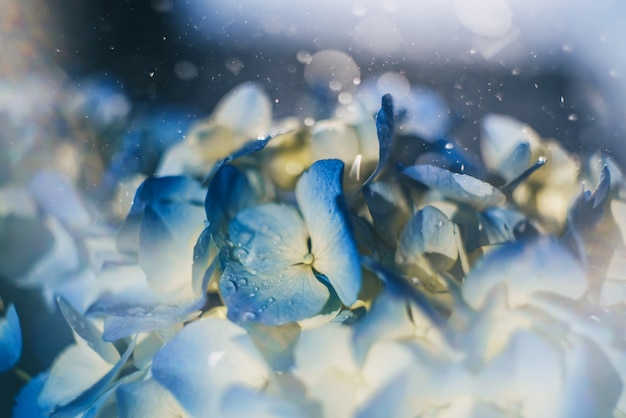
[2,81,626,417]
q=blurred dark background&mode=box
[38,0,625,161]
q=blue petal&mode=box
[57,297,120,364]
[360,256,446,329]
[396,205,458,271]
[0,303,22,372]
[152,317,270,417]
[139,201,205,293]
[363,94,394,186]
[362,180,412,248]
[426,138,485,178]
[203,136,273,183]
[561,165,611,260]
[479,207,526,245]
[12,371,49,418]
[295,159,362,306]
[221,262,331,326]
[46,338,136,417]
[227,204,309,275]
[192,226,214,295]
[497,141,531,183]
[499,155,547,196]
[402,164,506,210]
[117,176,204,254]
[204,164,260,246]
[93,298,205,342]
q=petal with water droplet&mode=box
[93,298,204,342]
[479,207,525,245]
[57,297,120,363]
[296,159,362,306]
[402,164,505,210]
[220,261,331,326]
[205,164,260,246]
[227,203,309,275]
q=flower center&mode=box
[302,252,315,265]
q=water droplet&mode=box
[249,293,256,298]
[436,220,443,227]
[241,312,256,321]
[238,231,254,245]
[127,307,146,316]
[238,278,248,286]
[568,113,578,121]
[268,297,275,303]
[253,286,259,292]
[233,247,249,260]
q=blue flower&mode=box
[219,159,362,325]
